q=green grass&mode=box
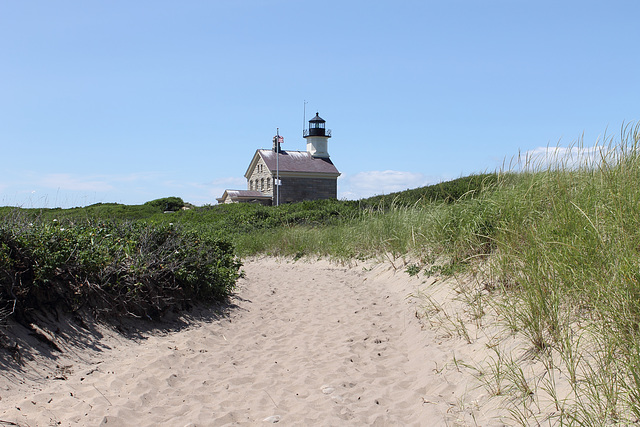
[360,172,498,208]
[483,125,640,423]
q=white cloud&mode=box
[339,170,439,200]
[516,145,607,171]
[36,172,165,192]
[0,171,172,208]
[0,170,249,208]
[39,173,115,192]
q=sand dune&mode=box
[0,257,517,426]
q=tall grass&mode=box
[235,122,640,422]
[235,187,498,269]
[486,123,640,423]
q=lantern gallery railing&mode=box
[303,129,332,137]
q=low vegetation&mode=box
[0,209,241,325]
[2,124,640,423]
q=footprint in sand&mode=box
[321,385,335,394]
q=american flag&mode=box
[277,135,284,144]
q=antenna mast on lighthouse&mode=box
[302,100,308,137]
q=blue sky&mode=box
[2,1,639,207]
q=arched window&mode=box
[250,180,253,190]
[260,178,264,190]
[267,178,271,189]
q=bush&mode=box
[0,215,241,323]
[144,197,185,212]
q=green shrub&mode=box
[0,216,241,322]
[144,197,185,212]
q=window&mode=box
[267,178,271,189]
[250,180,253,190]
[260,178,264,190]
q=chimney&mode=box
[272,131,283,153]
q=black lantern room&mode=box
[304,112,332,138]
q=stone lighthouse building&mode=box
[217,113,340,205]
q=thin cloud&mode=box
[39,173,115,192]
[111,172,164,183]
[0,171,172,208]
[517,145,606,171]
[37,172,166,192]
[339,170,438,200]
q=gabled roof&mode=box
[216,189,271,202]
[245,149,340,178]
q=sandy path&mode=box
[0,257,507,426]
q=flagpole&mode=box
[276,128,280,206]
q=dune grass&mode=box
[234,122,640,423]
[485,124,640,424]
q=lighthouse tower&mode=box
[303,112,332,158]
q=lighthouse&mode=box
[303,112,332,158]
[218,111,340,205]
